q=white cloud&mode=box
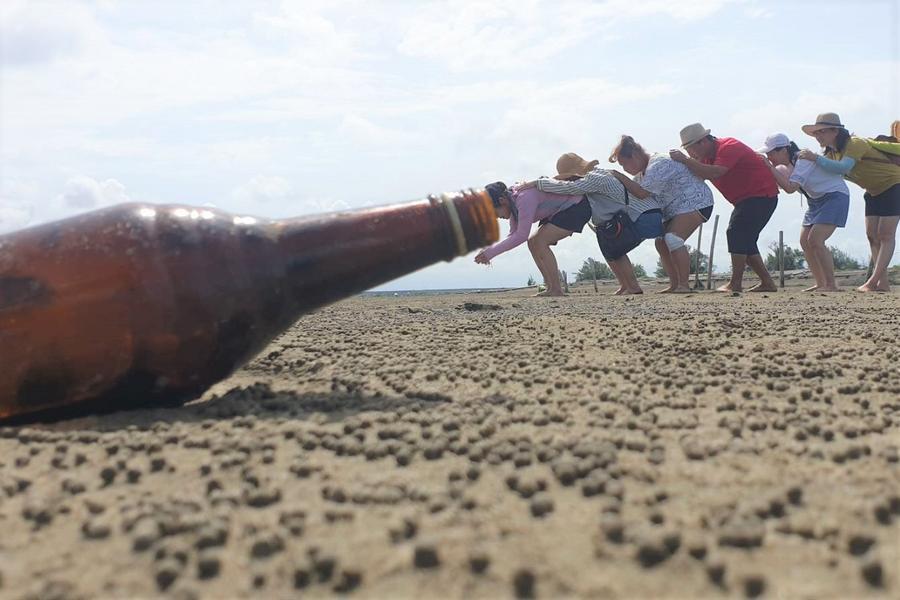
[57,176,130,210]
[232,175,294,205]
[398,0,740,71]
[231,176,351,216]
[0,205,32,233]
[338,114,420,146]
[0,1,98,67]
[250,0,361,61]
[490,79,675,142]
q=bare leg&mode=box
[808,224,839,291]
[528,224,574,296]
[746,254,778,292]
[858,216,881,292]
[610,256,642,294]
[528,237,559,296]
[666,211,706,292]
[606,258,628,294]
[719,253,746,292]
[799,226,821,291]
[860,215,898,292]
[654,237,676,292]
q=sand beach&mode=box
[1,284,898,599]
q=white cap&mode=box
[758,133,791,154]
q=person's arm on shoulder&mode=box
[768,162,801,193]
[534,177,590,195]
[813,155,855,174]
[610,170,652,199]
[668,150,729,180]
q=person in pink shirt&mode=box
[474,181,590,296]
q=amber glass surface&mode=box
[0,191,497,421]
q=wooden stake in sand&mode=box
[706,214,719,291]
[779,230,785,288]
[561,270,569,294]
[592,262,598,293]
[693,223,703,289]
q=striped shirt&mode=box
[535,169,661,223]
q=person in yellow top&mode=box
[799,113,900,292]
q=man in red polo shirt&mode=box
[670,123,779,293]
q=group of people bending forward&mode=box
[474,113,900,295]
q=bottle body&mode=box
[0,192,497,421]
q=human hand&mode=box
[518,180,537,190]
[669,149,687,163]
[474,251,491,265]
[797,150,818,162]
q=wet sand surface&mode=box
[2,287,899,599]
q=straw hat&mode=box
[555,153,599,180]
[679,123,711,147]
[802,113,845,135]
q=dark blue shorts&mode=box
[727,196,777,256]
[864,183,900,217]
[539,197,592,233]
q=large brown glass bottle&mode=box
[0,191,498,421]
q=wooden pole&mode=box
[706,214,719,291]
[779,230,785,288]
[562,270,569,294]
[693,223,703,289]
[592,261,598,293]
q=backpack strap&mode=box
[862,139,900,167]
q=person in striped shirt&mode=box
[519,153,663,295]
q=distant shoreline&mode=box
[363,287,520,297]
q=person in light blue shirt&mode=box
[759,133,849,292]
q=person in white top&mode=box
[759,133,850,292]
[608,135,714,293]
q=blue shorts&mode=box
[633,209,664,239]
[598,209,663,261]
[803,191,849,227]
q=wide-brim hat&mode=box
[680,123,711,147]
[802,112,845,135]
[555,153,599,180]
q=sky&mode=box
[1,0,899,291]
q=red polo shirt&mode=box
[703,137,778,204]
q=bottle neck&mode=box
[274,190,497,312]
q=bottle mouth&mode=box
[442,190,499,257]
